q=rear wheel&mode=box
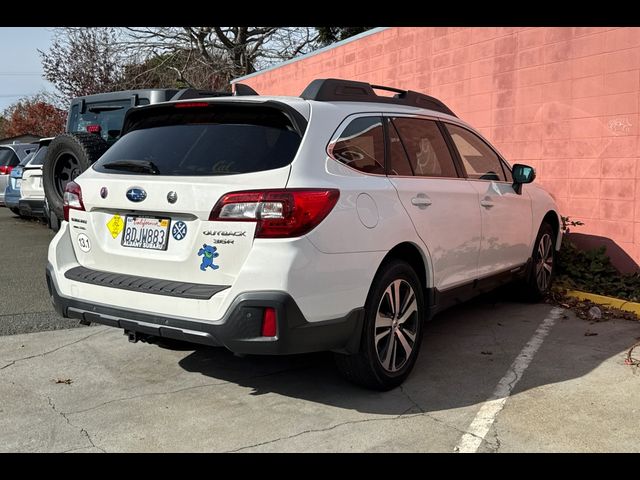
[521,222,555,301]
[43,133,108,224]
[9,207,20,216]
[335,259,425,390]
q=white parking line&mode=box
[454,306,564,453]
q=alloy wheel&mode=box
[374,279,419,373]
[535,233,553,291]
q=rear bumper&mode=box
[18,198,45,217]
[46,263,363,355]
[4,191,19,209]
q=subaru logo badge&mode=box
[100,187,108,199]
[167,191,178,204]
[126,187,147,202]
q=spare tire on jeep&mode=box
[43,133,109,223]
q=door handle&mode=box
[480,197,494,208]
[411,194,432,209]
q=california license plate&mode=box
[121,216,171,251]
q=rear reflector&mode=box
[86,124,101,134]
[261,308,277,337]
[209,189,340,238]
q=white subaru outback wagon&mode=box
[47,79,561,390]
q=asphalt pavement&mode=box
[1,206,639,452]
[0,209,85,335]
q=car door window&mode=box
[392,118,457,178]
[445,123,507,182]
[330,116,385,174]
[387,120,413,176]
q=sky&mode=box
[0,27,56,111]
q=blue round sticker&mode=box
[172,221,187,241]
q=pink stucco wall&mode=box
[236,27,640,270]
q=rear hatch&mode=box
[66,101,305,287]
[21,145,48,199]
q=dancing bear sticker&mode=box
[197,244,220,271]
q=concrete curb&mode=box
[564,289,640,315]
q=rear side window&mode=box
[330,116,385,174]
[0,148,19,167]
[391,118,457,178]
[94,105,301,176]
[445,123,506,182]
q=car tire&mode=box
[43,133,108,224]
[521,222,556,302]
[9,207,20,216]
[335,259,425,391]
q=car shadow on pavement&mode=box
[177,285,640,416]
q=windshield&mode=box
[93,106,301,176]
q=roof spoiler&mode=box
[233,83,259,96]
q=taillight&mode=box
[86,124,101,134]
[175,102,209,108]
[0,165,13,175]
[63,181,85,221]
[209,189,340,238]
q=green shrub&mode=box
[555,217,640,302]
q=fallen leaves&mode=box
[54,378,73,385]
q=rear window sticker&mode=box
[198,244,219,271]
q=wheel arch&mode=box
[541,210,562,251]
[378,242,432,291]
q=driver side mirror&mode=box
[512,163,535,194]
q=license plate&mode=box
[121,216,171,251]
[15,179,21,189]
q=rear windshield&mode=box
[29,145,49,166]
[93,105,302,176]
[0,148,19,167]
[19,152,35,167]
[68,99,136,142]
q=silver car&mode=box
[0,143,37,206]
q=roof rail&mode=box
[300,78,457,117]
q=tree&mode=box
[39,28,127,105]
[1,95,66,138]
[315,27,373,46]
[120,49,230,91]
[122,27,320,79]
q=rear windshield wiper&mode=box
[88,105,125,113]
[101,160,160,174]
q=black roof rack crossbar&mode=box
[300,78,457,118]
